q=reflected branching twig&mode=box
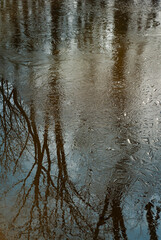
[0,77,95,239]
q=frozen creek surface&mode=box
[0,0,161,239]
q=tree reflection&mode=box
[93,0,161,239]
[1,69,160,239]
[93,1,133,238]
[145,202,161,240]
[0,76,96,239]
[0,0,161,239]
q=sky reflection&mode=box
[0,0,161,239]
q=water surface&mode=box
[0,0,161,239]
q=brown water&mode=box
[0,0,161,239]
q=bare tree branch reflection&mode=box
[0,76,95,239]
[0,0,161,239]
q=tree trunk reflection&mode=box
[0,0,161,239]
